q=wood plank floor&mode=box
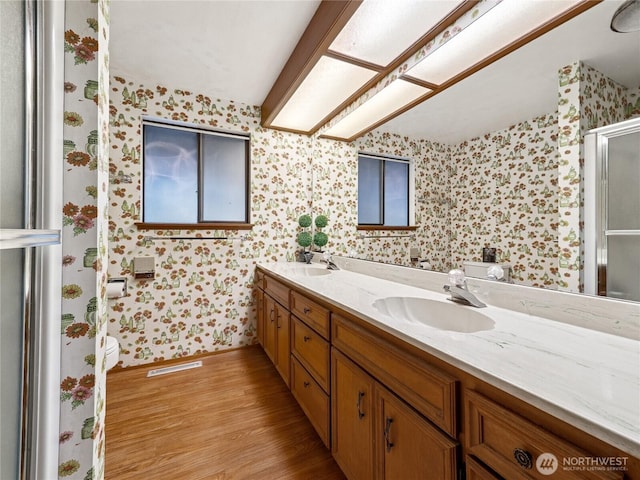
[105,346,346,480]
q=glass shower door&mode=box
[1,3,29,477]
[0,1,63,479]
[584,117,640,302]
[604,129,640,301]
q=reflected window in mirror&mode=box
[140,119,251,226]
[357,153,411,227]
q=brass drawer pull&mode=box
[303,381,310,388]
[357,391,365,419]
[513,448,533,469]
[303,307,311,314]
[384,417,394,452]
[303,335,311,342]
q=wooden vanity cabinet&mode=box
[261,275,290,388]
[376,384,457,480]
[291,316,330,392]
[290,291,332,447]
[466,456,503,480]
[253,270,265,346]
[332,349,375,480]
[255,267,638,480]
[332,348,458,480]
[332,312,457,437]
[291,356,330,446]
[464,389,623,480]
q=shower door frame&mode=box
[0,1,64,479]
[584,116,640,301]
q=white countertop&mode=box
[258,261,640,458]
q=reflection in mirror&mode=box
[584,117,640,303]
[317,1,640,301]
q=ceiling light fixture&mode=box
[322,79,430,140]
[262,0,598,142]
[406,0,584,86]
[611,0,640,32]
[261,0,472,136]
[269,55,377,132]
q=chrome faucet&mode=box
[321,252,340,270]
[443,269,486,308]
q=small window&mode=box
[141,120,250,225]
[357,153,411,226]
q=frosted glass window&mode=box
[358,154,410,226]
[201,135,247,222]
[384,160,409,226]
[358,156,382,224]
[143,122,250,224]
[607,132,640,230]
[606,235,640,302]
[143,125,198,223]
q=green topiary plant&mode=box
[298,214,312,228]
[313,231,328,249]
[297,231,312,249]
[314,214,328,229]
[296,213,330,260]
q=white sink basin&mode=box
[372,297,495,333]
[281,265,332,277]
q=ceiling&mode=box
[109,0,321,106]
[110,0,640,144]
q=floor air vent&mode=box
[147,360,203,377]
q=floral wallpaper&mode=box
[449,113,560,288]
[108,76,305,367]
[106,59,638,370]
[51,1,639,478]
[59,0,108,479]
[351,133,452,272]
[556,61,638,292]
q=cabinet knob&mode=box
[513,448,533,469]
[303,307,311,314]
[303,381,310,388]
[303,335,311,342]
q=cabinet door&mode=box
[376,385,457,480]
[332,349,375,480]
[263,294,277,364]
[275,306,290,387]
[255,288,264,346]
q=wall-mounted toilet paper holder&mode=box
[107,277,127,298]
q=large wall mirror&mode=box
[314,1,640,302]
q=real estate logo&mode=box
[536,453,558,475]
[535,452,629,475]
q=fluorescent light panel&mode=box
[323,80,430,139]
[408,0,583,85]
[270,55,377,132]
[330,0,463,66]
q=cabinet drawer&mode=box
[291,316,330,392]
[291,356,330,448]
[263,274,289,308]
[332,313,457,437]
[464,390,623,480]
[290,290,330,339]
[466,456,502,480]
